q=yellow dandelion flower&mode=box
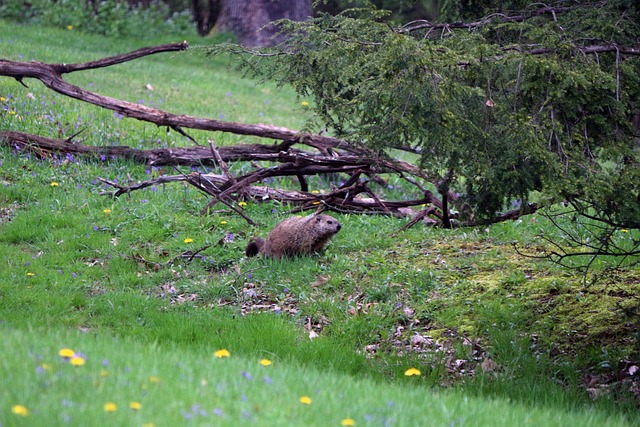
[183,238,194,243]
[259,358,272,366]
[100,369,109,377]
[58,348,75,358]
[129,401,142,410]
[26,272,35,277]
[70,356,85,366]
[0,97,5,102]
[67,25,73,30]
[299,396,312,405]
[621,229,629,233]
[301,101,310,107]
[220,220,228,225]
[238,201,247,207]
[104,402,117,412]
[11,404,29,416]
[404,367,421,376]
[149,376,161,383]
[103,209,111,215]
[50,181,59,187]
[214,349,231,358]
[341,419,356,426]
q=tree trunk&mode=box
[192,0,221,36]
[213,0,312,47]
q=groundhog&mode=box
[245,213,341,258]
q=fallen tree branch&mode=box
[0,44,540,229]
[1,130,314,165]
[98,172,437,219]
[1,128,540,226]
[0,47,360,152]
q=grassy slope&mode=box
[3,326,631,427]
[1,20,638,425]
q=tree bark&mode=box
[192,0,221,36]
[214,0,312,47]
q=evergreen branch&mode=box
[399,2,607,33]
[502,44,640,57]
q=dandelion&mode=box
[238,201,247,207]
[184,238,194,243]
[100,369,109,377]
[301,101,309,107]
[621,229,629,233]
[259,358,272,366]
[299,396,312,405]
[103,209,111,215]
[149,376,161,383]
[129,401,142,410]
[50,181,59,187]
[59,348,75,358]
[70,356,85,366]
[220,220,228,225]
[26,272,35,276]
[404,367,421,376]
[214,349,231,358]
[11,404,29,416]
[67,25,73,30]
[104,402,117,412]
[341,419,356,426]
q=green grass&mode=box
[1,20,639,426]
[4,326,632,427]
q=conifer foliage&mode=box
[211,1,639,269]
[218,1,639,225]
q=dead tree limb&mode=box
[98,172,437,219]
[0,47,360,152]
[0,44,539,229]
[1,130,308,165]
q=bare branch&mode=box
[399,2,606,33]
[0,53,359,151]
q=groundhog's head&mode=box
[313,214,342,236]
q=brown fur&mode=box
[245,214,341,258]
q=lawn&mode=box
[0,20,638,426]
